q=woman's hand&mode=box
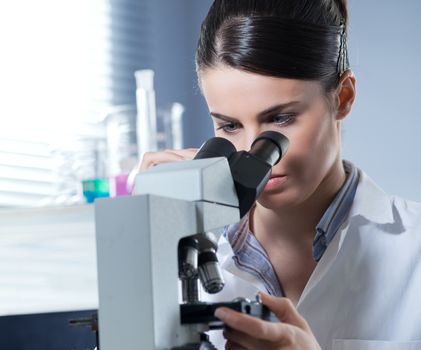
[215,293,321,350]
[127,148,198,193]
[137,148,199,172]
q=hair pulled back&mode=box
[196,0,349,91]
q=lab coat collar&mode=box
[348,169,394,224]
[298,169,395,306]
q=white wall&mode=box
[344,1,421,201]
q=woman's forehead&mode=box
[200,66,323,114]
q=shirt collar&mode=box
[313,160,360,261]
[347,169,394,224]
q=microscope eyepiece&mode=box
[193,131,289,218]
[228,131,289,217]
[249,131,289,166]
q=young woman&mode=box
[139,1,421,349]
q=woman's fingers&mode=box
[215,307,294,343]
[137,148,198,172]
[126,148,198,193]
[139,151,182,171]
[215,294,322,350]
[259,293,310,331]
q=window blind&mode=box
[0,0,152,208]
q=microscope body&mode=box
[95,131,288,349]
[95,157,240,349]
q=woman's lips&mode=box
[264,175,288,191]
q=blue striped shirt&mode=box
[224,161,360,296]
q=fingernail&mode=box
[214,308,228,320]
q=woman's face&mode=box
[200,65,343,210]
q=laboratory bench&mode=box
[0,204,98,349]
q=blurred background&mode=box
[0,0,420,209]
[0,0,213,208]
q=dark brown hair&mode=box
[196,0,349,91]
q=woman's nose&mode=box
[235,135,257,151]
[236,130,262,152]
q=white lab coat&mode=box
[205,170,421,350]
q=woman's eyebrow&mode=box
[210,113,237,123]
[259,101,301,118]
[210,101,301,122]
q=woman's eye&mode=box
[272,114,296,126]
[216,122,239,133]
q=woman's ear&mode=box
[335,70,356,120]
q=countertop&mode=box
[0,204,98,316]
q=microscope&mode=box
[95,131,289,349]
